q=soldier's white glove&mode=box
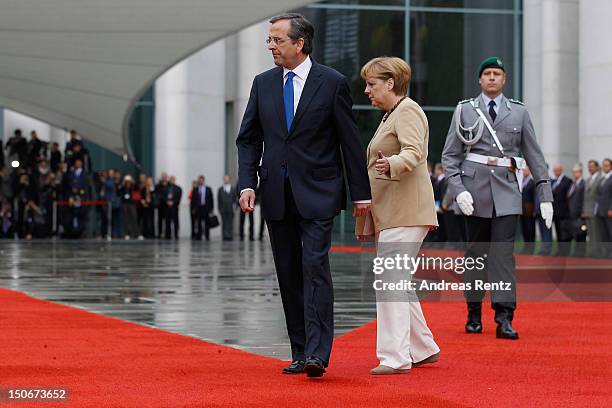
[456,191,474,216]
[540,202,554,229]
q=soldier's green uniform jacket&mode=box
[441,94,553,218]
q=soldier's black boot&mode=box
[465,302,483,333]
[495,307,519,340]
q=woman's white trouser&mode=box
[375,226,440,369]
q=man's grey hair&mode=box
[269,13,314,55]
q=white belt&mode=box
[465,153,512,167]
[464,153,526,192]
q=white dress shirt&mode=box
[199,185,206,205]
[283,56,312,114]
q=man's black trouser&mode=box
[464,214,518,321]
[266,180,334,365]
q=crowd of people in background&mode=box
[0,128,264,241]
[428,159,612,258]
[0,128,92,239]
[1,127,610,257]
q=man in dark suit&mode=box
[582,160,604,257]
[566,164,586,256]
[164,176,181,239]
[68,159,88,195]
[432,163,447,242]
[238,181,254,241]
[218,175,236,241]
[192,175,213,241]
[64,158,88,238]
[27,131,47,170]
[595,158,612,252]
[236,13,371,378]
[156,173,169,238]
[551,164,573,255]
[49,142,62,173]
[520,167,536,254]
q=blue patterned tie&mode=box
[284,71,295,130]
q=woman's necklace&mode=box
[382,96,407,122]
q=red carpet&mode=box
[1,288,610,407]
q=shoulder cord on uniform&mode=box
[454,102,484,147]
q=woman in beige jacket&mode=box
[358,57,440,375]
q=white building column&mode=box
[523,0,542,138]
[225,21,274,238]
[523,0,579,171]
[579,0,612,165]
[155,40,226,238]
[0,108,4,143]
[227,20,275,181]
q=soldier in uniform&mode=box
[442,57,554,340]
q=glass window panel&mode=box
[411,0,516,10]
[298,8,405,105]
[318,0,404,6]
[423,110,454,164]
[409,11,517,106]
[354,108,384,147]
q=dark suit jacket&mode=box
[50,150,62,172]
[595,175,612,217]
[156,182,169,209]
[218,185,236,214]
[68,169,87,196]
[567,179,585,220]
[552,175,572,219]
[522,176,536,217]
[236,58,371,221]
[167,184,182,207]
[432,176,446,203]
[191,185,213,213]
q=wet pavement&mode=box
[0,239,377,360]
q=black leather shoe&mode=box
[282,360,305,374]
[496,321,519,340]
[304,357,325,378]
[465,321,483,333]
[465,302,482,333]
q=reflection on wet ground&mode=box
[0,239,376,360]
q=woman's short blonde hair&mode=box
[360,57,412,96]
